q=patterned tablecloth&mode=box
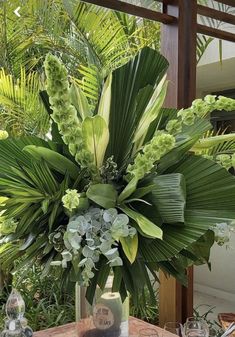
[34,317,175,337]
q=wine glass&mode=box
[139,328,159,337]
[164,322,183,336]
[184,318,209,337]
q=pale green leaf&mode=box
[98,73,112,125]
[119,205,162,239]
[118,177,138,203]
[120,234,138,264]
[192,134,235,151]
[86,184,117,209]
[23,145,80,180]
[69,82,92,120]
[133,77,168,145]
[82,115,109,168]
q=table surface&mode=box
[34,317,173,337]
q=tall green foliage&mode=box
[0,48,235,304]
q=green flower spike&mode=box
[44,54,95,172]
[127,132,175,180]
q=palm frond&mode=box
[140,154,235,264]
[105,47,169,168]
[0,68,49,136]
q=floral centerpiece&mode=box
[0,47,235,305]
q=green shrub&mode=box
[0,265,75,331]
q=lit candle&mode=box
[93,292,122,331]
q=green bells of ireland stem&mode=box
[127,132,175,180]
[44,54,96,174]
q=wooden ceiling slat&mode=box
[197,24,235,43]
[81,0,177,23]
[198,4,235,25]
[214,0,235,7]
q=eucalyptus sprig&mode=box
[52,206,136,285]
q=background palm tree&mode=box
[0,0,160,135]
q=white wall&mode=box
[195,32,235,301]
[198,39,235,67]
[197,57,235,95]
[194,233,235,301]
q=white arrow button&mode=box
[14,6,21,17]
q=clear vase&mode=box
[93,288,129,337]
[77,276,129,337]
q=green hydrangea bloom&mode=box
[202,154,213,161]
[166,119,182,135]
[215,96,235,111]
[0,216,18,235]
[0,130,9,140]
[177,109,195,126]
[127,132,175,179]
[204,95,217,105]
[216,154,232,170]
[62,189,81,212]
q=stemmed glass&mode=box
[164,322,183,336]
[184,317,209,337]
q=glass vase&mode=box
[78,276,129,337]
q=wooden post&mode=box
[159,0,197,326]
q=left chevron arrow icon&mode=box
[14,6,21,17]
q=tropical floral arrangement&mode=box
[1,47,235,304]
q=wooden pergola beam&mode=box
[198,4,235,25]
[215,0,235,7]
[159,0,197,326]
[197,24,235,43]
[81,0,176,24]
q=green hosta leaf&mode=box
[82,115,109,168]
[119,205,162,239]
[118,177,138,203]
[86,184,117,208]
[23,145,79,180]
[120,233,138,264]
[69,82,92,120]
